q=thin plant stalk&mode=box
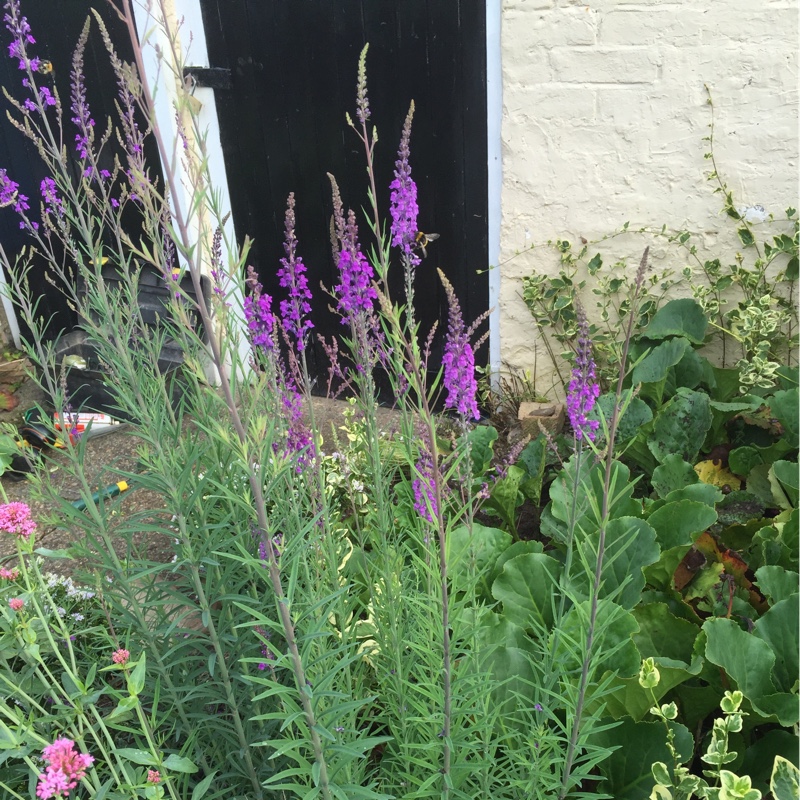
[559,247,650,799]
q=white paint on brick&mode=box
[499,0,799,395]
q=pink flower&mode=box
[0,502,36,539]
[0,566,19,580]
[147,769,161,784]
[111,648,130,666]
[36,738,93,798]
[8,597,23,611]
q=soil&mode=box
[0,376,406,572]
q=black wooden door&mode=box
[199,1,488,393]
[0,0,157,342]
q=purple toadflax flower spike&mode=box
[3,1,34,71]
[243,266,276,354]
[439,269,480,421]
[70,20,95,164]
[566,302,600,442]
[413,442,437,524]
[389,101,420,268]
[334,209,377,324]
[277,193,313,351]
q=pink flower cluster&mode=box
[0,501,37,539]
[0,565,19,580]
[111,648,130,666]
[36,738,94,799]
[147,769,161,784]
[8,597,23,611]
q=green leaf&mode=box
[648,389,712,463]
[115,748,159,766]
[162,754,199,774]
[651,454,699,499]
[32,548,73,560]
[770,388,799,444]
[715,491,766,528]
[469,608,531,651]
[645,298,708,345]
[191,772,217,800]
[771,461,799,508]
[577,517,660,609]
[558,599,641,677]
[754,565,800,606]
[753,597,799,693]
[771,756,800,800]
[467,425,498,475]
[666,482,722,507]
[730,446,763,477]
[647,501,717,549]
[712,366,744,402]
[592,718,694,800]
[632,337,691,385]
[632,603,700,666]
[518,435,547,505]
[127,653,146,697]
[491,540,543,585]
[106,695,138,721]
[446,523,512,596]
[674,348,715,391]
[704,618,799,726]
[738,227,755,247]
[482,644,537,718]
[741,732,799,796]
[492,552,561,629]
[590,391,653,446]
[483,465,525,535]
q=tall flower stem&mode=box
[559,248,649,798]
[118,5,334,797]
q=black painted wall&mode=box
[199,0,488,389]
[0,0,153,341]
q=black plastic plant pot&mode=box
[53,329,188,419]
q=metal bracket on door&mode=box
[182,67,232,90]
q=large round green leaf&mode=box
[648,388,712,463]
[651,454,699,499]
[644,297,708,344]
[704,617,799,726]
[446,523,512,598]
[647,500,717,550]
[770,387,799,444]
[590,391,653,445]
[576,517,660,609]
[631,337,691,385]
[592,718,694,800]
[491,552,561,630]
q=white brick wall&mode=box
[498,0,799,394]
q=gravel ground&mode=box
[0,378,404,572]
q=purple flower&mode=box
[439,270,479,421]
[389,101,420,268]
[566,303,600,442]
[243,266,276,353]
[279,383,313,466]
[254,626,276,670]
[70,21,95,162]
[3,1,35,72]
[38,85,55,106]
[40,177,64,217]
[334,211,377,323]
[413,444,438,524]
[0,169,20,208]
[276,193,313,351]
